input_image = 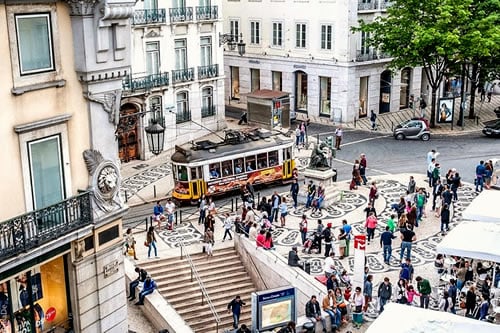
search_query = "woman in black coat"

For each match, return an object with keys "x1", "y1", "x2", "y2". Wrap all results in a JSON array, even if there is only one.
[{"x1": 465, "y1": 285, "x2": 477, "y2": 317}]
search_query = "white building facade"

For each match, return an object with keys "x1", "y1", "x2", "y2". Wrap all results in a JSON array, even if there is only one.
[
  {"x1": 121, "y1": 0, "x2": 226, "y2": 162},
  {"x1": 222, "y1": 0, "x2": 430, "y2": 123}
]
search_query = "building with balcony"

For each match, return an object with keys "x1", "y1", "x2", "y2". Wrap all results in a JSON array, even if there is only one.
[
  {"x1": 121, "y1": 0, "x2": 225, "y2": 163},
  {"x1": 0, "y1": 0, "x2": 134, "y2": 332},
  {"x1": 222, "y1": 0, "x2": 428, "y2": 123}
]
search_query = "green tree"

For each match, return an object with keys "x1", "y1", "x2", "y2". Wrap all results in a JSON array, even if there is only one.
[{"x1": 354, "y1": 0, "x2": 473, "y2": 128}]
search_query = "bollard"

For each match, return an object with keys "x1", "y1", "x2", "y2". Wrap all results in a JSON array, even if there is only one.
[
  {"x1": 236, "y1": 198, "x2": 239, "y2": 209},
  {"x1": 124, "y1": 190, "x2": 128, "y2": 203},
  {"x1": 317, "y1": 133, "x2": 320, "y2": 145},
  {"x1": 257, "y1": 192, "x2": 260, "y2": 205},
  {"x1": 354, "y1": 118, "x2": 357, "y2": 128},
  {"x1": 231, "y1": 198, "x2": 234, "y2": 212},
  {"x1": 175, "y1": 211, "x2": 178, "y2": 225},
  {"x1": 179, "y1": 211, "x2": 182, "y2": 225},
  {"x1": 476, "y1": 116, "x2": 480, "y2": 125},
  {"x1": 153, "y1": 185, "x2": 157, "y2": 198}
]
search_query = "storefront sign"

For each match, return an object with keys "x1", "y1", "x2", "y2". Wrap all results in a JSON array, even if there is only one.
[
  {"x1": 45, "y1": 307, "x2": 56, "y2": 322},
  {"x1": 293, "y1": 64, "x2": 306, "y2": 69},
  {"x1": 103, "y1": 260, "x2": 120, "y2": 278}
]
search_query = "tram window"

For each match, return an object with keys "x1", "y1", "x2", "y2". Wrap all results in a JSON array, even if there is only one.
[
  {"x1": 221, "y1": 160, "x2": 233, "y2": 176},
  {"x1": 190, "y1": 167, "x2": 197, "y2": 180},
  {"x1": 245, "y1": 156, "x2": 256, "y2": 172},
  {"x1": 257, "y1": 153, "x2": 268, "y2": 169},
  {"x1": 269, "y1": 151, "x2": 278, "y2": 166},
  {"x1": 234, "y1": 159, "x2": 243, "y2": 174},
  {"x1": 209, "y1": 163, "x2": 221, "y2": 178},
  {"x1": 286, "y1": 147, "x2": 292, "y2": 160},
  {"x1": 178, "y1": 166, "x2": 188, "y2": 181}
]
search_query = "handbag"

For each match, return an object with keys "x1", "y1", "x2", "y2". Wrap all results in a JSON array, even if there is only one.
[
  {"x1": 144, "y1": 241, "x2": 150, "y2": 247},
  {"x1": 127, "y1": 248, "x2": 135, "y2": 256}
]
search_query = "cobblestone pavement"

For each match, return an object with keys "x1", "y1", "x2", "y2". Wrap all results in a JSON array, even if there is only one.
[{"x1": 124, "y1": 173, "x2": 480, "y2": 331}]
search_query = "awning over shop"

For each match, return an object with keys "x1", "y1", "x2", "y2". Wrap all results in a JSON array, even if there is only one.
[{"x1": 462, "y1": 190, "x2": 500, "y2": 223}]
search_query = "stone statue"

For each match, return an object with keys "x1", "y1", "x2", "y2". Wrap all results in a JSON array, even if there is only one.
[{"x1": 309, "y1": 142, "x2": 330, "y2": 169}]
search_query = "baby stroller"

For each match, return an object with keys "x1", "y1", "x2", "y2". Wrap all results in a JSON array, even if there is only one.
[{"x1": 303, "y1": 232, "x2": 321, "y2": 254}]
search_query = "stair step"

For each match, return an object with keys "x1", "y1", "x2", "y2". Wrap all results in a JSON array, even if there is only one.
[
  {"x1": 166, "y1": 283, "x2": 256, "y2": 305},
  {"x1": 157, "y1": 271, "x2": 248, "y2": 292},
  {"x1": 143, "y1": 254, "x2": 240, "y2": 275},
  {"x1": 182, "y1": 304, "x2": 252, "y2": 322},
  {"x1": 174, "y1": 295, "x2": 253, "y2": 316},
  {"x1": 153, "y1": 259, "x2": 243, "y2": 281},
  {"x1": 162, "y1": 278, "x2": 253, "y2": 298},
  {"x1": 190, "y1": 311, "x2": 252, "y2": 332},
  {"x1": 138, "y1": 247, "x2": 237, "y2": 268}
]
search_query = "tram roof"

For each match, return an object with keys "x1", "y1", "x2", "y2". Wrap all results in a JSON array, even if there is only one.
[{"x1": 171, "y1": 133, "x2": 293, "y2": 164}]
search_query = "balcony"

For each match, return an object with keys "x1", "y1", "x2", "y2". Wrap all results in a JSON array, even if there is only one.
[
  {"x1": 195, "y1": 5, "x2": 218, "y2": 21},
  {"x1": 356, "y1": 50, "x2": 377, "y2": 62},
  {"x1": 0, "y1": 192, "x2": 93, "y2": 261},
  {"x1": 201, "y1": 106, "x2": 216, "y2": 118},
  {"x1": 171, "y1": 68, "x2": 195, "y2": 84},
  {"x1": 198, "y1": 64, "x2": 219, "y2": 80},
  {"x1": 176, "y1": 111, "x2": 192, "y2": 124},
  {"x1": 122, "y1": 72, "x2": 169, "y2": 92},
  {"x1": 380, "y1": 1, "x2": 393, "y2": 9},
  {"x1": 132, "y1": 9, "x2": 166, "y2": 25},
  {"x1": 169, "y1": 7, "x2": 193, "y2": 23},
  {"x1": 358, "y1": 1, "x2": 377, "y2": 10}
]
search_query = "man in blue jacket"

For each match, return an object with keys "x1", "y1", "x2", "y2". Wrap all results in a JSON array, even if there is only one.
[
  {"x1": 475, "y1": 160, "x2": 486, "y2": 192},
  {"x1": 135, "y1": 275, "x2": 157, "y2": 305}
]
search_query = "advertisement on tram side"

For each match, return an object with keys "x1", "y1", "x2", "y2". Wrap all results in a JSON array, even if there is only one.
[{"x1": 207, "y1": 166, "x2": 283, "y2": 195}]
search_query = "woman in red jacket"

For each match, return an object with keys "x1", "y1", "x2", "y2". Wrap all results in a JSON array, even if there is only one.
[{"x1": 365, "y1": 212, "x2": 378, "y2": 243}]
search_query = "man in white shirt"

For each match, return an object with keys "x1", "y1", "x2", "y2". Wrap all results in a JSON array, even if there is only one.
[
  {"x1": 323, "y1": 251, "x2": 336, "y2": 278},
  {"x1": 427, "y1": 158, "x2": 436, "y2": 188},
  {"x1": 248, "y1": 223, "x2": 258, "y2": 241},
  {"x1": 165, "y1": 199, "x2": 176, "y2": 230},
  {"x1": 335, "y1": 126, "x2": 343, "y2": 150}
]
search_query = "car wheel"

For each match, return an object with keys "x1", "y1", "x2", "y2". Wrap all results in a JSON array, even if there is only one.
[
  {"x1": 421, "y1": 133, "x2": 430, "y2": 141},
  {"x1": 395, "y1": 133, "x2": 405, "y2": 140}
]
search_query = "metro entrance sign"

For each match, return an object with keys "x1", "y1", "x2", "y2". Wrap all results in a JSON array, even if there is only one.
[{"x1": 353, "y1": 235, "x2": 366, "y2": 291}]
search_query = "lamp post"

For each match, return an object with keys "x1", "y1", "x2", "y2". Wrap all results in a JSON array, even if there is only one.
[{"x1": 219, "y1": 32, "x2": 246, "y2": 56}]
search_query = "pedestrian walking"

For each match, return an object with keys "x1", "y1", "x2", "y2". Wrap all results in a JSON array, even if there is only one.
[
  {"x1": 368, "y1": 181, "x2": 378, "y2": 206},
  {"x1": 365, "y1": 212, "x2": 378, "y2": 243},
  {"x1": 363, "y1": 274, "x2": 373, "y2": 312},
  {"x1": 270, "y1": 191, "x2": 281, "y2": 222},
  {"x1": 407, "y1": 176, "x2": 416, "y2": 194},
  {"x1": 238, "y1": 111, "x2": 248, "y2": 125},
  {"x1": 299, "y1": 214, "x2": 308, "y2": 244},
  {"x1": 380, "y1": 226, "x2": 396, "y2": 264},
  {"x1": 322, "y1": 223, "x2": 333, "y2": 257},
  {"x1": 124, "y1": 228, "x2": 139, "y2": 260},
  {"x1": 378, "y1": 277, "x2": 392, "y2": 313},
  {"x1": 153, "y1": 201, "x2": 166, "y2": 229},
  {"x1": 222, "y1": 213, "x2": 233, "y2": 241},
  {"x1": 475, "y1": 160, "x2": 486, "y2": 192},
  {"x1": 198, "y1": 195, "x2": 207, "y2": 225},
  {"x1": 279, "y1": 197, "x2": 288, "y2": 227},
  {"x1": 400, "y1": 224, "x2": 416, "y2": 261},
  {"x1": 228, "y1": 295, "x2": 246, "y2": 329},
  {"x1": 334, "y1": 125, "x2": 343, "y2": 150},
  {"x1": 440, "y1": 204, "x2": 450, "y2": 235},
  {"x1": 342, "y1": 220, "x2": 352, "y2": 257},
  {"x1": 290, "y1": 178, "x2": 299, "y2": 210},
  {"x1": 145, "y1": 226, "x2": 158, "y2": 259},
  {"x1": 305, "y1": 180, "x2": 316, "y2": 209},
  {"x1": 359, "y1": 153, "x2": 368, "y2": 185},
  {"x1": 295, "y1": 124, "x2": 301, "y2": 148},
  {"x1": 204, "y1": 227, "x2": 214, "y2": 256},
  {"x1": 370, "y1": 110, "x2": 377, "y2": 130},
  {"x1": 165, "y1": 198, "x2": 176, "y2": 230}
]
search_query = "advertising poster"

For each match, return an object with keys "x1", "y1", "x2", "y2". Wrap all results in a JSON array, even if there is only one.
[
  {"x1": 437, "y1": 98, "x2": 454, "y2": 123},
  {"x1": 0, "y1": 282, "x2": 11, "y2": 333},
  {"x1": 207, "y1": 166, "x2": 283, "y2": 195}
]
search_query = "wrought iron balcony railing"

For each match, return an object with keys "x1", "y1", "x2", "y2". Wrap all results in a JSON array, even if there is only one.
[
  {"x1": 358, "y1": 1, "x2": 377, "y2": 10},
  {"x1": 132, "y1": 9, "x2": 167, "y2": 25},
  {"x1": 201, "y1": 106, "x2": 216, "y2": 118},
  {"x1": 380, "y1": 1, "x2": 393, "y2": 9},
  {"x1": 171, "y1": 68, "x2": 195, "y2": 84},
  {"x1": 122, "y1": 72, "x2": 169, "y2": 92},
  {"x1": 195, "y1": 5, "x2": 218, "y2": 21},
  {"x1": 169, "y1": 7, "x2": 193, "y2": 23},
  {"x1": 176, "y1": 111, "x2": 192, "y2": 124},
  {"x1": 0, "y1": 191, "x2": 93, "y2": 261},
  {"x1": 198, "y1": 64, "x2": 219, "y2": 80},
  {"x1": 356, "y1": 50, "x2": 377, "y2": 62}
]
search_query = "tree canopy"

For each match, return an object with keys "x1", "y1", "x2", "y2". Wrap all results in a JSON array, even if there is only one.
[{"x1": 354, "y1": 0, "x2": 500, "y2": 127}]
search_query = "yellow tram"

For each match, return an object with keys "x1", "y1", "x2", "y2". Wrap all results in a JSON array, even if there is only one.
[{"x1": 171, "y1": 129, "x2": 295, "y2": 203}]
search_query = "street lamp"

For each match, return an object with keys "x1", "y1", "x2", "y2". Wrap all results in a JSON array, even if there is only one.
[
  {"x1": 145, "y1": 119, "x2": 165, "y2": 155},
  {"x1": 219, "y1": 32, "x2": 246, "y2": 56}
]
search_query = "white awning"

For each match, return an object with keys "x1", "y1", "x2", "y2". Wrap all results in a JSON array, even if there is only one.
[
  {"x1": 366, "y1": 303, "x2": 498, "y2": 333},
  {"x1": 462, "y1": 190, "x2": 500, "y2": 223},
  {"x1": 436, "y1": 221, "x2": 500, "y2": 262}
]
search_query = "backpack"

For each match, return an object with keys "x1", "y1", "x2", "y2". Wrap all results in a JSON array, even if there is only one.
[{"x1": 400, "y1": 264, "x2": 411, "y2": 280}]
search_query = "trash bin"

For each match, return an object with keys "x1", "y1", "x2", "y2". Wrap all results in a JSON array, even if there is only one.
[
  {"x1": 332, "y1": 168, "x2": 337, "y2": 182},
  {"x1": 302, "y1": 321, "x2": 315, "y2": 333},
  {"x1": 303, "y1": 260, "x2": 311, "y2": 274}
]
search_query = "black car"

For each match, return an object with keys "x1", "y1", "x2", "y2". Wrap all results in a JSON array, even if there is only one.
[{"x1": 482, "y1": 119, "x2": 500, "y2": 138}]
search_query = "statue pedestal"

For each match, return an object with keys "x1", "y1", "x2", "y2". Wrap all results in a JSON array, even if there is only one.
[
  {"x1": 303, "y1": 167, "x2": 336, "y2": 188},
  {"x1": 303, "y1": 167, "x2": 340, "y2": 207}
]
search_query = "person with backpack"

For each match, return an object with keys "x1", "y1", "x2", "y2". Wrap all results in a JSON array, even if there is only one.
[{"x1": 399, "y1": 258, "x2": 414, "y2": 283}]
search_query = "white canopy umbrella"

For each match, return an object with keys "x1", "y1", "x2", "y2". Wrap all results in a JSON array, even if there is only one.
[
  {"x1": 366, "y1": 303, "x2": 498, "y2": 333},
  {"x1": 436, "y1": 221, "x2": 500, "y2": 262},
  {"x1": 462, "y1": 190, "x2": 500, "y2": 223}
]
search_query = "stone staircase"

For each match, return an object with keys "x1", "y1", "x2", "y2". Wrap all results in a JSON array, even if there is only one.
[{"x1": 139, "y1": 247, "x2": 256, "y2": 333}]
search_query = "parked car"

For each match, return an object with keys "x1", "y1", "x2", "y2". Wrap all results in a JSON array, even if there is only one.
[
  {"x1": 482, "y1": 119, "x2": 500, "y2": 138},
  {"x1": 393, "y1": 119, "x2": 430, "y2": 141},
  {"x1": 493, "y1": 106, "x2": 500, "y2": 119}
]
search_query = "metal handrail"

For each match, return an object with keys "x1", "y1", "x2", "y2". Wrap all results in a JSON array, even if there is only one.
[{"x1": 178, "y1": 237, "x2": 221, "y2": 332}]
